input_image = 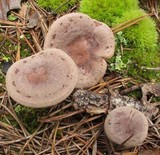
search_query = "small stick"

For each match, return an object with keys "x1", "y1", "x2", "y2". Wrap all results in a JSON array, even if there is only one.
[
  {"x1": 112, "y1": 13, "x2": 154, "y2": 33},
  {"x1": 120, "y1": 85, "x2": 141, "y2": 95},
  {"x1": 16, "y1": 26, "x2": 37, "y2": 53},
  {"x1": 0, "y1": 19, "x2": 25, "y2": 26},
  {"x1": 16, "y1": 30, "x2": 21, "y2": 61},
  {"x1": 141, "y1": 66, "x2": 160, "y2": 71},
  {"x1": 39, "y1": 109, "x2": 84, "y2": 122}
]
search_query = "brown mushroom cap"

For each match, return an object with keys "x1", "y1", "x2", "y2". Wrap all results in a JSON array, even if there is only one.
[
  {"x1": 6, "y1": 48, "x2": 78, "y2": 108},
  {"x1": 44, "y1": 13, "x2": 115, "y2": 88},
  {"x1": 104, "y1": 107, "x2": 148, "y2": 148}
]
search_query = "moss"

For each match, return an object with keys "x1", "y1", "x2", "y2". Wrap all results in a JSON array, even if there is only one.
[
  {"x1": 79, "y1": 0, "x2": 139, "y2": 26},
  {"x1": 20, "y1": 44, "x2": 31, "y2": 58},
  {"x1": 37, "y1": 0, "x2": 80, "y2": 14},
  {"x1": 114, "y1": 10, "x2": 159, "y2": 80},
  {"x1": 15, "y1": 105, "x2": 49, "y2": 133},
  {"x1": 0, "y1": 105, "x2": 49, "y2": 133},
  {"x1": 80, "y1": 1, "x2": 159, "y2": 81},
  {"x1": 114, "y1": 9, "x2": 158, "y2": 52}
]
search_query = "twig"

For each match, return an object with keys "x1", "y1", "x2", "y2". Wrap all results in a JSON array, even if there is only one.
[
  {"x1": 112, "y1": 12, "x2": 154, "y2": 33},
  {"x1": 141, "y1": 66, "x2": 160, "y2": 71},
  {"x1": 16, "y1": 26, "x2": 37, "y2": 53},
  {"x1": 120, "y1": 84, "x2": 141, "y2": 95},
  {"x1": 0, "y1": 20, "x2": 25, "y2": 26},
  {"x1": 39, "y1": 109, "x2": 84, "y2": 122}
]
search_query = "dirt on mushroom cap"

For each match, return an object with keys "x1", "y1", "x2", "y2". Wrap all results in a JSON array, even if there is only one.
[
  {"x1": 44, "y1": 13, "x2": 115, "y2": 88},
  {"x1": 104, "y1": 107, "x2": 148, "y2": 148},
  {"x1": 6, "y1": 48, "x2": 78, "y2": 108}
]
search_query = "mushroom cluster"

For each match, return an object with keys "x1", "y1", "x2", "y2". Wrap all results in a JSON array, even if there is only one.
[
  {"x1": 44, "y1": 13, "x2": 115, "y2": 88},
  {"x1": 6, "y1": 13, "x2": 115, "y2": 108}
]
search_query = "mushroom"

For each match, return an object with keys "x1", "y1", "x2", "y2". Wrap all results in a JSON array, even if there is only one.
[
  {"x1": 104, "y1": 107, "x2": 148, "y2": 148},
  {"x1": 44, "y1": 13, "x2": 115, "y2": 88},
  {"x1": 6, "y1": 48, "x2": 78, "y2": 108}
]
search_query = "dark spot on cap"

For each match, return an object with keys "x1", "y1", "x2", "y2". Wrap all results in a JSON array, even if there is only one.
[
  {"x1": 50, "y1": 43, "x2": 53, "y2": 47},
  {"x1": 15, "y1": 69, "x2": 19, "y2": 74},
  {"x1": 23, "y1": 60, "x2": 27, "y2": 63},
  {"x1": 105, "y1": 46, "x2": 109, "y2": 49},
  {"x1": 60, "y1": 23, "x2": 63, "y2": 25},
  {"x1": 26, "y1": 95, "x2": 31, "y2": 98},
  {"x1": 64, "y1": 30, "x2": 68, "y2": 33},
  {"x1": 61, "y1": 58, "x2": 65, "y2": 61},
  {"x1": 16, "y1": 90, "x2": 21, "y2": 93},
  {"x1": 69, "y1": 19, "x2": 73, "y2": 22},
  {"x1": 79, "y1": 16, "x2": 82, "y2": 18},
  {"x1": 52, "y1": 34, "x2": 56, "y2": 39},
  {"x1": 12, "y1": 81, "x2": 16, "y2": 87}
]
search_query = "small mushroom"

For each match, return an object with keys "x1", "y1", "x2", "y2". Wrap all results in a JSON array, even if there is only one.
[
  {"x1": 104, "y1": 107, "x2": 148, "y2": 148},
  {"x1": 6, "y1": 48, "x2": 78, "y2": 108},
  {"x1": 44, "y1": 13, "x2": 115, "y2": 88}
]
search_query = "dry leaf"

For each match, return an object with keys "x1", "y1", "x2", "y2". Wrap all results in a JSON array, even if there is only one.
[{"x1": 0, "y1": 0, "x2": 21, "y2": 20}]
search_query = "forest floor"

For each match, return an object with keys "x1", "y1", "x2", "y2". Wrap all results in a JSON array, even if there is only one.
[{"x1": 0, "y1": 0, "x2": 159, "y2": 154}]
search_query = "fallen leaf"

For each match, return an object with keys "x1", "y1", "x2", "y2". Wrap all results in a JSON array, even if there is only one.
[{"x1": 0, "y1": 0, "x2": 21, "y2": 20}]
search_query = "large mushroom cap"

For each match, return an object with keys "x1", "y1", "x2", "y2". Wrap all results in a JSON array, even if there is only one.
[
  {"x1": 6, "y1": 48, "x2": 78, "y2": 108},
  {"x1": 44, "y1": 13, "x2": 115, "y2": 88},
  {"x1": 104, "y1": 107, "x2": 148, "y2": 148}
]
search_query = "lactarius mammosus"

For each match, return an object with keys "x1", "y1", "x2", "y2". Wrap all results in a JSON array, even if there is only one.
[
  {"x1": 6, "y1": 48, "x2": 78, "y2": 108},
  {"x1": 104, "y1": 107, "x2": 148, "y2": 148},
  {"x1": 44, "y1": 13, "x2": 115, "y2": 88}
]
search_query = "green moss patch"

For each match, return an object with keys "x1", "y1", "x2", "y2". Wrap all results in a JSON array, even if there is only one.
[
  {"x1": 80, "y1": 0, "x2": 159, "y2": 81},
  {"x1": 80, "y1": 0, "x2": 139, "y2": 26},
  {"x1": 114, "y1": 9, "x2": 158, "y2": 52},
  {"x1": 37, "y1": 0, "x2": 80, "y2": 14}
]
